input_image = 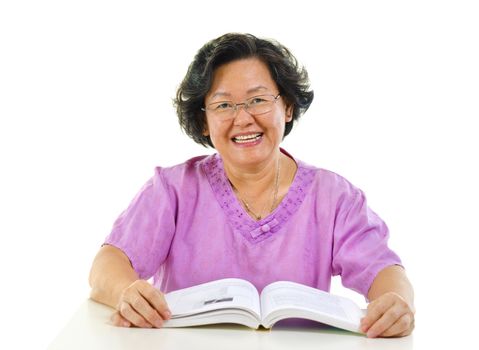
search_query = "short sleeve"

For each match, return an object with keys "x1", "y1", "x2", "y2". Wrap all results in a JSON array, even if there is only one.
[
  {"x1": 104, "y1": 167, "x2": 176, "y2": 280},
  {"x1": 331, "y1": 184, "x2": 402, "y2": 299}
]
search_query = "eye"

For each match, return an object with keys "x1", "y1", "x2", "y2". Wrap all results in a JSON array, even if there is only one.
[
  {"x1": 249, "y1": 96, "x2": 268, "y2": 105},
  {"x1": 212, "y1": 102, "x2": 234, "y2": 111}
]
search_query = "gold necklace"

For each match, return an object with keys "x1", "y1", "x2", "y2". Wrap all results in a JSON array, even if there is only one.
[{"x1": 234, "y1": 157, "x2": 281, "y2": 221}]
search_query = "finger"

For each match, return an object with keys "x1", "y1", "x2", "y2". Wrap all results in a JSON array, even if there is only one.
[
  {"x1": 111, "y1": 311, "x2": 132, "y2": 328},
  {"x1": 360, "y1": 298, "x2": 394, "y2": 333},
  {"x1": 365, "y1": 306, "x2": 408, "y2": 338},
  {"x1": 118, "y1": 301, "x2": 153, "y2": 328},
  {"x1": 139, "y1": 286, "x2": 172, "y2": 320},
  {"x1": 126, "y1": 293, "x2": 164, "y2": 328},
  {"x1": 379, "y1": 313, "x2": 414, "y2": 338}
]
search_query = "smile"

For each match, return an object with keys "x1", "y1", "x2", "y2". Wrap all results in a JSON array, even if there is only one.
[{"x1": 232, "y1": 133, "x2": 263, "y2": 143}]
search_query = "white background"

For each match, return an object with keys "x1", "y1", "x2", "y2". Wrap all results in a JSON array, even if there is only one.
[{"x1": 1, "y1": 1, "x2": 478, "y2": 349}]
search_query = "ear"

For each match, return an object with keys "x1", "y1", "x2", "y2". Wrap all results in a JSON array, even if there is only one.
[
  {"x1": 285, "y1": 104, "x2": 294, "y2": 122},
  {"x1": 202, "y1": 122, "x2": 210, "y2": 136}
]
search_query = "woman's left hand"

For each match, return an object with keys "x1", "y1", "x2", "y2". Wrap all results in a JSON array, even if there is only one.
[{"x1": 360, "y1": 291, "x2": 415, "y2": 338}]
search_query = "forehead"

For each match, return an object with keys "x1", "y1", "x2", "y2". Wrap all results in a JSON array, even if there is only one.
[{"x1": 206, "y1": 57, "x2": 278, "y2": 101}]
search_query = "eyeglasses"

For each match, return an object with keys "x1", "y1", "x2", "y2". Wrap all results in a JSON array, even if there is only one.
[{"x1": 202, "y1": 94, "x2": 281, "y2": 120}]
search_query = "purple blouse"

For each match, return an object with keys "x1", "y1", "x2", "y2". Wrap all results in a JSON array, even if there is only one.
[{"x1": 105, "y1": 150, "x2": 401, "y2": 298}]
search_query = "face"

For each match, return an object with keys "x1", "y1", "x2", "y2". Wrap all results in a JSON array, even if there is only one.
[{"x1": 203, "y1": 58, "x2": 293, "y2": 169}]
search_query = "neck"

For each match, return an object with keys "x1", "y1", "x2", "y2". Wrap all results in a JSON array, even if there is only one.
[
  {"x1": 224, "y1": 152, "x2": 281, "y2": 197},
  {"x1": 224, "y1": 150, "x2": 297, "y2": 221}
]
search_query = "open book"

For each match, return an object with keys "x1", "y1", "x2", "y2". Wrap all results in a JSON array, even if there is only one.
[{"x1": 163, "y1": 278, "x2": 365, "y2": 333}]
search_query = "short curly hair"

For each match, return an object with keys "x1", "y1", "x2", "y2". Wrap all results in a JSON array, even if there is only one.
[{"x1": 174, "y1": 33, "x2": 314, "y2": 148}]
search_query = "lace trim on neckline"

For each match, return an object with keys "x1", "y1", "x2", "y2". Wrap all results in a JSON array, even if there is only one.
[{"x1": 202, "y1": 152, "x2": 317, "y2": 243}]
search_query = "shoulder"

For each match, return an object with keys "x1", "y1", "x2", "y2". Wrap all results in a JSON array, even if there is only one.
[
  {"x1": 151, "y1": 154, "x2": 214, "y2": 188},
  {"x1": 297, "y1": 158, "x2": 359, "y2": 192},
  {"x1": 294, "y1": 158, "x2": 364, "y2": 207}
]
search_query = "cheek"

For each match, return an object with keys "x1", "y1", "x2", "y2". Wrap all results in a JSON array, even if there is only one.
[
  {"x1": 206, "y1": 121, "x2": 229, "y2": 141},
  {"x1": 203, "y1": 116, "x2": 217, "y2": 137},
  {"x1": 270, "y1": 114, "x2": 287, "y2": 133}
]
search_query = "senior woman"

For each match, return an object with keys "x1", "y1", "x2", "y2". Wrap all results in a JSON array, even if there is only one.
[{"x1": 89, "y1": 33, "x2": 415, "y2": 338}]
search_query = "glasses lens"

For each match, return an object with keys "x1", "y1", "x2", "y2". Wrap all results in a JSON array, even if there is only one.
[
  {"x1": 247, "y1": 95, "x2": 275, "y2": 115},
  {"x1": 205, "y1": 95, "x2": 277, "y2": 118},
  {"x1": 207, "y1": 102, "x2": 234, "y2": 118}
]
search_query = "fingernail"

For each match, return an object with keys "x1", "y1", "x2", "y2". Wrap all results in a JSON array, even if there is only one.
[
  {"x1": 165, "y1": 310, "x2": 172, "y2": 319},
  {"x1": 367, "y1": 331, "x2": 376, "y2": 338},
  {"x1": 155, "y1": 320, "x2": 163, "y2": 328}
]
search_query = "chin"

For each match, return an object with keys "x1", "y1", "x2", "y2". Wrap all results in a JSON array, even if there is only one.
[{"x1": 229, "y1": 149, "x2": 272, "y2": 168}]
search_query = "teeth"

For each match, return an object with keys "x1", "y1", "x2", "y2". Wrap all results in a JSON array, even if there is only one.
[{"x1": 233, "y1": 133, "x2": 262, "y2": 143}]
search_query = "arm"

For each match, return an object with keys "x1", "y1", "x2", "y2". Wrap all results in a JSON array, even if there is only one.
[
  {"x1": 89, "y1": 245, "x2": 171, "y2": 328},
  {"x1": 89, "y1": 245, "x2": 139, "y2": 308},
  {"x1": 360, "y1": 265, "x2": 415, "y2": 338}
]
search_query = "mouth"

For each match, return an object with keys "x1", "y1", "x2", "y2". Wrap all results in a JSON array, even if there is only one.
[{"x1": 231, "y1": 132, "x2": 263, "y2": 144}]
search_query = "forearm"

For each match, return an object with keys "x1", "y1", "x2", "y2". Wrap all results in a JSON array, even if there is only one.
[
  {"x1": 368, "y1": 265, "x2": 415, "y2": 310},
  {"x1": 89, "y1": 245, "x2": 139, "y2": 309}
]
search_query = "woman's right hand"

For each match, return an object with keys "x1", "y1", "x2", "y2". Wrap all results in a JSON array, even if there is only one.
[{"x1": 111, "y1": 279, "x2": 172, "y2": 328}]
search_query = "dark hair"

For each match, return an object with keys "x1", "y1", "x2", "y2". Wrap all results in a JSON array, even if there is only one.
[{"x1": 174, "y1": 33, "x2": 314, "y2": 147}]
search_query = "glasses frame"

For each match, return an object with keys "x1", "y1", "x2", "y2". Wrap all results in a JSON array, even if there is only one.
[{"x1": 201, "y1": 94, "x2": 281, "y2": 118}]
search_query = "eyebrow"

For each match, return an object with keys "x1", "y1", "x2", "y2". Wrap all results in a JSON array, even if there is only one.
[{"x1": 210, "y1": 86, "x2": 269, "y2": 100}]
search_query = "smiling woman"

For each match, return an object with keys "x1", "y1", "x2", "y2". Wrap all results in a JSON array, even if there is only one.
[
  {"x1": 88, "y1": 33, "x2": 415, "y2": 338},
  {"x1": 203, "y1": 58, "x2": 292, "y2": 174},
  {"x1": 175, "y1": 33, "x2": 313, "y2": 148}
]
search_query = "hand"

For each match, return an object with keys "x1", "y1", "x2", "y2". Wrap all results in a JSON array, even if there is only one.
[
  {"x1": 111, "y1": 279, "x2": 171, "y2": 328},
  {"x1": 360, "y1": 292, "x2": 415, "y2": 338}
]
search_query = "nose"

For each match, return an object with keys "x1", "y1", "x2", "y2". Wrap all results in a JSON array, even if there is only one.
[{"x1": 233, "y1": 104, "x2": 255, "y2": 126}]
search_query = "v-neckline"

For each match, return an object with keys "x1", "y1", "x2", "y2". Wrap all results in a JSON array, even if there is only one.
[{"x1": 202, "y1": 149, "x2": 317, "y2": 243}]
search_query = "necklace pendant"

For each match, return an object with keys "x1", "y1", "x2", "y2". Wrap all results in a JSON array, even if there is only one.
[{"x1": 235, "y1": 155, "x2": 281, "y2": 222}]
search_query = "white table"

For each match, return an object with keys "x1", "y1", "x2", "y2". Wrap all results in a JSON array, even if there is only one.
[{"x1": 47, "y1": 299, "x2": 414, "y2": 350}]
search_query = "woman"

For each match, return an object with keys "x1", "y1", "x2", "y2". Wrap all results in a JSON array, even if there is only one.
[{"x1": 89, "y1": 33, "x2": 415, "y2": 338}]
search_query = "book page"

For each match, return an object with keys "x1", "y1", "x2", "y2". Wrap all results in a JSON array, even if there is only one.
[
  {"x1": 260, "y1": 281, "x2": 364, "y2": 327},
  {"x1": 164, "y1": 278, "x2": 261, "y2": 319}
]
